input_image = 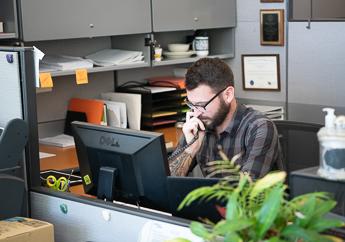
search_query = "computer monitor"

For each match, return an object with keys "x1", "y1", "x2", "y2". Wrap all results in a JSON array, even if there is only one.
[
  {"x1": 167, "y1": 176, "x2": 225, "y2": 222},
  {"x1": 71, "y1": 121, "x2": 171, "y2": 211}
]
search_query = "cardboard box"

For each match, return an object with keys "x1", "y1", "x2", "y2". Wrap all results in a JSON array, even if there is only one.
[{"x1": 0, "y1": 217, "x2": 54, "y2": 242}]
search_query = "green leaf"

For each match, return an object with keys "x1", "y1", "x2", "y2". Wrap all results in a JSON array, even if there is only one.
[
  {"x1": 164, "y1": 238, "x2": 192, "y2": 242},
  {"x1": 308, "y1": 218, "x2": 345, "y2": 232},
  {"x1": 213, "y1": 218, "x2": 253, "y2": 235},
  {"x1": 290, "y1": 192, "x2": 330, "y2": 208},
  {"x1": 224, "y1": 232, "x2": 243, "y2": 242},
  {"x1": 255, "y1": 185, "x2": 284, "y2": 239},
  {"x1": 225, "y1": 173, "x2": 249, "y2": 220},
  {"x1": 296, "y1": 194, "x2": 317, "y2": 227},
  {"x1": 251, "y1": 171, "x2": 286, "y2": 199},
  {"x1": 264, "y1": 236, "x2": 286, "y2": 242},
  {"x1": 190, "y1": 221, "x2": 211, "y2": 240},
  {"x1": 282, "y1": 225, "x2": 333, "y2": 242},
  {"x1": 309, "y1": 200, "x2": 337, "y2": 220}
]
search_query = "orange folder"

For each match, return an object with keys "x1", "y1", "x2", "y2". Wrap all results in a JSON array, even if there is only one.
[{"x1": 68, "y1": 98, "x2": 104, "y2": 125}]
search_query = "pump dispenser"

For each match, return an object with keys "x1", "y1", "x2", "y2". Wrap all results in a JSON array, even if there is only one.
[
  {"x1": 322, "y1": 108, "x2": 336, "y2": 128},
  {"x1": 317, "y1": 108, "x2": 345, "y2": 180}
]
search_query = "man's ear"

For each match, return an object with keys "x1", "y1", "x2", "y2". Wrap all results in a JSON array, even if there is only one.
[{"x1": 224, "y1": 86, "x2": 235, "y2": 104}]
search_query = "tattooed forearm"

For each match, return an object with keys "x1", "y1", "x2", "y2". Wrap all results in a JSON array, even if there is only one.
[{"x1": 169, "y1": 151, "x2": 193, "y2": 176}]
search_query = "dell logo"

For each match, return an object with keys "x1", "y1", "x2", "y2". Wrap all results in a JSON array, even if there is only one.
[{"x1": 99, "y1": 136, "x2": 120, "y2": 147}]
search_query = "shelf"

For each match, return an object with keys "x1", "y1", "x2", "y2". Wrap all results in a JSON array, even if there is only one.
[
  {"x1": 152, "y1": 53, "x2": 234, "y2": 66},
  {"x1": 44, "y1": 62, "x2": 150, "y2": 77},
  {"x1": 0, "y1": 32, "x2": 16, "y2": 39}
]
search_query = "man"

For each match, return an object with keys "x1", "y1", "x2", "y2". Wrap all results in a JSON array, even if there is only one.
[{"x1": 169, "y1": 58, "x2": 283, "y2": 179}]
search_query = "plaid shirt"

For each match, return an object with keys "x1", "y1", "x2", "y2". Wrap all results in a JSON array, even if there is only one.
[{"x1": 178, "y1": 103, "x2": 284, "y2": 179}]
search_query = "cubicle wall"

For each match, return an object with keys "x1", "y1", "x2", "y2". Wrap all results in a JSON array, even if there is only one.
[
  {"x1": 0, "y1": 47, "x2": 40, "y2": 216},
  {"x1": 30, "y1": 191, "x2": 199, "y2": 242},
  {"x1": 0, "y1": 49, "x2": 23, "y2": 126},
  {"x1": 287, "y1": 22, "x2": 345, "y2": 123}
]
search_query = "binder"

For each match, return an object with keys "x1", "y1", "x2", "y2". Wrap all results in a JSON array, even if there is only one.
[
  {"x1": 68, "y1": 98, "x2": 105, "y2": 125},
  {"x1": 64, "y1": 110, "x2": 87, "y2": 135}
]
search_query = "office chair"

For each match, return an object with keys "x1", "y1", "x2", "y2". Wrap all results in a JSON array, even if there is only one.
[
  {"x1": 0, "y1": 119, "x2": 28, "y2": 219},
  {"x1": 273, "y1": 120, "x2": 323, "y2": 175}
]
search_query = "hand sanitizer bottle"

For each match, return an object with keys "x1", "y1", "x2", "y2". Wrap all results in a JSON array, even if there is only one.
[{"x1": 317, "y1": 108, "x2": 345, "y2": 180}]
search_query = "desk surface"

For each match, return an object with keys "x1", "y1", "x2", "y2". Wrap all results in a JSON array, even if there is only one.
[{"x1": 39, "y1": 126, "x2": 179, "y2": 196}]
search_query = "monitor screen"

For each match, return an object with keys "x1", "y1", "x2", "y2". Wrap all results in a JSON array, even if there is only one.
[
  {"x1": 72, "y1": 121, "x2": 171, "y2": 211},
  {"x1": 167, "y1": 176, "x2": 225, "y2": 222}
]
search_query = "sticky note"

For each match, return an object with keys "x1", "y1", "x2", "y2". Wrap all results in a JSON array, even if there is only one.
[
  {"x1": 39, "y1": 72, "x2": 53, "y2": 88},
  {"x1": 75, "y1": 69, "x2": 89, "y2": 85}
]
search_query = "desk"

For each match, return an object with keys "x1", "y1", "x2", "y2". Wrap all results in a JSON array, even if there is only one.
[
  {"x1": 40, "y1": 144, "x2": 78, "y2": 171},
  {"x1": 40, "y1": 144, "x2": 87, "y2": 196},
  {"x1": 39, "y1": 126, "x2": 179, "y2": 196}
]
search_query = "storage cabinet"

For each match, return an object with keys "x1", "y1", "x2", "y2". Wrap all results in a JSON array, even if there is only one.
[
  {"x1": 290, "y1": 0, "x2": 345, "y2": 20},
  {"x1": 0, "y1": 0, "x2": 19, "y2": 39},
  {"x1": 152, "y1": 28, "x2": 235, "y2": 66},
  {"x1": 151, "y1": 0, "x2": 236, "y2": 32},
  {"x1": 0, "y1": 0, "x2": 236, "y2": 76},
  {"x1": 18, "y1": 0, "x2": 152, "y2": 41}
]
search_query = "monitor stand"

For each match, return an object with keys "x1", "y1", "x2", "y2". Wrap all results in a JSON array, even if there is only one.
[{"x1": 97, "y1": 166, "x2": 117, "y2": 201}]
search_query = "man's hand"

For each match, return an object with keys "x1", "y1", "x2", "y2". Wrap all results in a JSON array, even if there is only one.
[{"x1": 183, "y1": 111, "x2": 206, "y2": 157}]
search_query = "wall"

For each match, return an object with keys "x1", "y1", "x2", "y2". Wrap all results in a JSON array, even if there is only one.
[
  {"x1": 288, "y1": 22, "x2": 345, "y2": 123},
  {"x1": 228, "y1": 0, "x2": 287, "y2": 103},
  {"x1": 35, "y1": 37, "x2": 115, "y2": 137},
  {"x1": 288, "y1": 22, "x2": 345, "y2": 106}
]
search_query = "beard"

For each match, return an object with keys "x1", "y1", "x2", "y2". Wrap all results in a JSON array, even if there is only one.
[{"x1": 200, "y1": 98, "x2": 230, "y2": 130}]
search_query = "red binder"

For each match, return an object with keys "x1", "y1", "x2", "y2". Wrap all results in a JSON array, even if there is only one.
[{"x1": 68, "y1": 98, "x2": 104, "y2": 125}]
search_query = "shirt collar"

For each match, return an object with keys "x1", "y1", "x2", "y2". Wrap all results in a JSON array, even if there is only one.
[{"x1": 222, "y1": 103, "x2": 247, "y2": 135}]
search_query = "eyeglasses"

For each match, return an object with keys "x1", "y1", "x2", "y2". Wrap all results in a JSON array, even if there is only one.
[{"x1": 185, "y1": 87, "x2": 227, "y2": 112}]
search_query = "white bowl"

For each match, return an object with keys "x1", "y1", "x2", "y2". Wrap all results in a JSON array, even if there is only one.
[
  {"x1": 168, "y1": 43, "x2": 190, "y2": 52},
  {"x1": 163, "y1": 50, "x2": 195, "y2": 59}
]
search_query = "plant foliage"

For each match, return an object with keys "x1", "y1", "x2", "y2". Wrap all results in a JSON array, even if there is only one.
[{"x1": 175, "y1": 157, "x2": 344, "y2": 242}]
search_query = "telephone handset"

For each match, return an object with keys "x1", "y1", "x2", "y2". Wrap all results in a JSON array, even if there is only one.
[{"x1": 167, "y1": 132, "x2": 199, "y2": 161}]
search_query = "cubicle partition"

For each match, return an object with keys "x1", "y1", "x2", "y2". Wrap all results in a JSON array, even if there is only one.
[
  {"x1": 0, "y1": 46, "x2": 198, "y2": 242},
  {"x1": 30, "y1": 189, "x2": 198, "y2": 242},
  {"x1": 0, "y1": 46, "x2": 40, "y2": 217}
]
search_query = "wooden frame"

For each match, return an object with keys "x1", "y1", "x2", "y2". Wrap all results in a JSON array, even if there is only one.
[
  {"x1": 241, "y1": 54, "x2": 281, "y2": 91},
  {"x1": 260, "y1": 9, "x2": 284, "y2": 46},
  {"x1": 261, "y1": 0, "x2": 283, "y2": 2}
]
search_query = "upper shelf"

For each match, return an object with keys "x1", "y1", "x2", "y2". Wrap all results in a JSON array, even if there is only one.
[
  {"x1": 46, "y1": 62, "x2": 150, "y2": 77},
  {"x1": 152, "y1": 53, "x2": 234, "y2": 66},
  {"x1": 0, "y1": 33, "x2": 16, "y2": 39}
]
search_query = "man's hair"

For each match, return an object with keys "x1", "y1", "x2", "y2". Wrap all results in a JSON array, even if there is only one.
[{"x1": 185, "y1": 58, "x2": 234, "y2": 92}]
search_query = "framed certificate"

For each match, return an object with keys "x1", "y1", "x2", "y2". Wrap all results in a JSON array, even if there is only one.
[
  {"x1": 241, "y1": 54, "x2": 281, "y2": 91},
  {"x1": 260, "y1": 9, "x2": 284, "y2": 46}
]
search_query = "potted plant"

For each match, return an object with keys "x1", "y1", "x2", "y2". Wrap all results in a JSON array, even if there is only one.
[{"x1": 167, "y1": 155, "x2": 344, "y2": 242}]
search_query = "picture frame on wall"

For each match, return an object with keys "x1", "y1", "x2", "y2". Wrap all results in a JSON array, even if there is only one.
[
  {"x1": 260, "y1": 9, "x2": 284, "y2": 46},
  {"x1": 260, "y1": 0, "x2": 284, "y2": 2},
  {"x1": 241, "y1": 54, "x2": 281, "y2": 91}
]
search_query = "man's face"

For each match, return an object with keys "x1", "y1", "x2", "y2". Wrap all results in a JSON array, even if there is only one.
[{"x1": 186, "y1": 84, "x2": 231, "y2": 129}]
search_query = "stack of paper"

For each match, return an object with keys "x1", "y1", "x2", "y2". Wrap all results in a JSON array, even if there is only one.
[
  {"x1": 85, "y1": 49, "x2": 144, "y2": 67},
  {"x1": 246, "y1": 104, "x2": 285, "y2": 120},
  {"x1": 39, "y1": 134, "x2": 75, "y2": 148},
  {"x1": 101, "y1": 92, "x2": 142, "y2": 130},
  {"x1": 127, "y1": 86, "x2": 177, "y2": 94},
  {"x1": 101, "y1": 100, "x2": 127, "y2": 128},
  {"x1": 40, "y1": 55, "x2": 94, "y2": 71}
]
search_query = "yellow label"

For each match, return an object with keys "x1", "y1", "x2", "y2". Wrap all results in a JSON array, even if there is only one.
[
  {"x1": 75, "y1": 69, "x2": 89, "y2": 85},
  {"x1": 83, "y1": 175, "x2": 91, "y2": 185},
  {"x1": 39, "y1": 72, "x2": 53, "y2": 88}
]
